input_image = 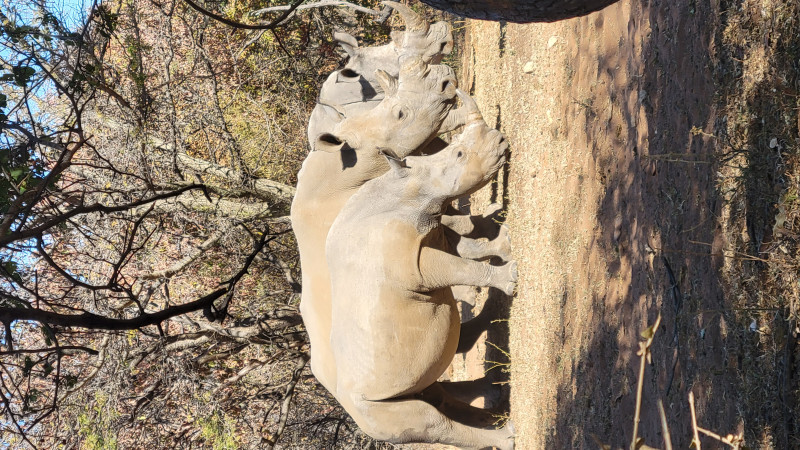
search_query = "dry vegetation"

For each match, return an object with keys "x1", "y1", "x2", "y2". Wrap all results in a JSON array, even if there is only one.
[
  {"x1": 457, "y1": 0, "x2": 799, "y2": 448},
  {"x1": 715, "y1": 0, "x2": 800, "y2": 445}
]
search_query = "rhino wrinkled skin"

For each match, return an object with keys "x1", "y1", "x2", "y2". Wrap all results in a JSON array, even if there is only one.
[
  {"x1": 306, "y1": 2, "x2": 453, "y2": 147},
  {"x1": 326, "y1": 91, "x2": 515, "y2": 449},
  {"x1": 291, "y1": 3, "x2": 515, "y2": 448},
  {"x1": 291, "y1": 2, "x2": 462, "y2": 395}
]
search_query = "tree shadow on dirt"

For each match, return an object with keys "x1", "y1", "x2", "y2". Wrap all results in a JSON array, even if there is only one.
[{"x1": 531, "y1": 0, "x2": 795, "y2": 447}]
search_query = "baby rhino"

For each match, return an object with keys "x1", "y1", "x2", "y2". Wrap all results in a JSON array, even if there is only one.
[{"x1": 326, "y1": 90, "x2": 516, "y2": 449}]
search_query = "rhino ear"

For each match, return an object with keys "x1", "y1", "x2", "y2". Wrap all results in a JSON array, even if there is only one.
[
  {"x1": 315, "y1": 133, "x2": 346, "y2": 153},
  {"x1": 333, "y1": 31, "x2": 359, "y2": 58},
  {"x1": 381, "y1": 150, "x2": 409, "y2": 175},
  {"x1": 375, "y1": 69, "x2": 398, "y2": 96}
]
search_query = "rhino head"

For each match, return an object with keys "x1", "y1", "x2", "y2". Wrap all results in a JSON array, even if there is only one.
[
  {"x1": 386, "y1": 90, "x2": 508, "y2": 199},
  {"x1": 334, "y1": 1, "x2": 453, "y2": 84},
  {"x1": 309, "y1": 2, "x2": 453, "y2": 148},
  {"x1": 315, "y1": 54, "x2": 457, "y2": 162}
]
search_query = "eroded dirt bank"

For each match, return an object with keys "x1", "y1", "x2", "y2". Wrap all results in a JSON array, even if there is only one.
[{"x1": 459, "y1": 0, "x2": 747, "y2": 447}]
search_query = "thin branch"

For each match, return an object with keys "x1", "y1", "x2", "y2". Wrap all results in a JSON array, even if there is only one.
[
  {"x1": 0, "y1": 184, "x2": 208, "y2": 248},
  {"x1": 142, "y1": 229, "x2": 226, "y2": 280},
  {"x1": 264, "y1": 354, "x2": 308, "y2": 449},
  {"x1": 0, "y1": 345, "x2": 98, "y2": 356},
  {"x1": 0, "y1": 230, "x2": 273, "y2": 329},
  {"x1": 251, "y1": 0, "x2": 385, "y2": 17},
  {"x1": 689, "y1": 391, "x2": 702, "y2": 450},
  {"x1": 631, "y1": 314, "x2": 661, "y2": 450},
  {"x1": 657, "y1": 400, "x2": 673, "y2": 450},
  {"x1": 183, "y1": 0, "x2": 304, "y2": 30}
]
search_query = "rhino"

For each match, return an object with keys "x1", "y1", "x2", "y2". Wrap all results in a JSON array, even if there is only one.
[
  {"x1": 326, "y1": 90, "x2": 515, "y2": 449},
  {"x1": 307, "y1": 1, "x2": 454, "y2": 147},
  {"x1": 293, "y1": 5, "x2": 488, "y2": 396}
]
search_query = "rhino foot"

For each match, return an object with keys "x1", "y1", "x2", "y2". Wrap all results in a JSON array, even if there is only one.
[
  {"x1": 500, "y1": 420, "x2": 516, "y2": 450},
  {"x1": 490, "y1": 224, "x2": 512, "y2": 262},
  {"x1": 496, "y1": 260, "x2": 517, "y2": 296},
  {"x1": 479, "y1": 419, "x2": 515, "y2": 450}
]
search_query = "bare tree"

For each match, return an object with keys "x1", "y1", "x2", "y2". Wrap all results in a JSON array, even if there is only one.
[{"x1": 0, "y1": 0, "x2": 387, "y2": 447}]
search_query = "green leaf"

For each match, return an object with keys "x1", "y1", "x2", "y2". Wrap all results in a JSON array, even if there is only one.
[
  {"x1": 12, "y1": 66, "x2": 36, "y2": 87},
  {"x1": 9, "y1": 167, "x2": 24, "y2": 180}
]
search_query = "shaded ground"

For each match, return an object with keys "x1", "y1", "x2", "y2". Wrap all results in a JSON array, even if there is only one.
[{"x1": 446, "y1": 0, "x2": 799, "y2": 448}]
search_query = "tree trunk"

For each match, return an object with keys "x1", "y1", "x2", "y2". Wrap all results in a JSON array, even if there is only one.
[{"x1": 418, "y1": 0, "x2": 620, "y2": 22}]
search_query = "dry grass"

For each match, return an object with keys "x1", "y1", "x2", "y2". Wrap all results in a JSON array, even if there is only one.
[{"x1": 715, "y1": 0, "x2": 800, "y2": 446}]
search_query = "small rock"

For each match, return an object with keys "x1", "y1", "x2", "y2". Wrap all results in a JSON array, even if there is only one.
[
  {"x1": 547, "y1": 36, "x2": 559, "y2": 49},
  {"x1": 613, "y1": 215, "x2": 623, "y2": 241},
  {"x1": 523, "y1": 61, "x2": 535, "y2": 74}
]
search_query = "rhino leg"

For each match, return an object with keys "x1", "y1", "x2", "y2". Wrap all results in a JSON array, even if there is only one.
[
  {"x1": 442, "y1": 203, "x2": 504, "y2": 238},
  {"x1": 419, "y1": 247, "x2": 518, "y2": 296},
  {"x1": 443, "y1": 225, "x2": 511, "y2": 262},
  {"x1": 342, "y1": 391, "x2": 514, "y2": 449},
  {"x1": 451, "y1": 284, "x2": 478, "y2": 307},
  {"x1": 437, "y1": 377, "x2": 503, "y2": 410}
]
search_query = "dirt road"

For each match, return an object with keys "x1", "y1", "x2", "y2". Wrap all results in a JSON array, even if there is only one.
[{"x1": 457, "y1": 0, "x2": 748, "y2": 447}]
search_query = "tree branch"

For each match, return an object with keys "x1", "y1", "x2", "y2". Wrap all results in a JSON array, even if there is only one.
[
  {"x1": 176, "y1": 153, "x2": 296, "y2": 202},
  {"x1": 142, "y1": 229, "x2": 226, "y2": 280},
  {"x1": 265, "y1": 354, "x2": 308, "y2": 449},
  {"x1": 183, "y1": 0, "x2": 305, "y2": 30},
  {"x1": 0, "y1": 184, "x2": 208, "y2": 248},
  {"x1": 251, "y1": 1, "x2": 386, "y2": 18},
  {"x1": 136, "y1": 190, "x2": 289, "y2": 223},
  {"x1": 0, "y1": 287, "x2": 229, "y2": 330}
]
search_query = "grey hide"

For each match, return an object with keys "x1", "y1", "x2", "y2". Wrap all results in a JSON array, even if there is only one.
[
  {"x1": 292, "y1": 10, "x2": 463, "y2": 397},
  {"x1": 326, "y1": 90, "x2": 516, "y2": 449},
  {"x1": 307, "y1": 1, "x2": 453, "y2": 146}
]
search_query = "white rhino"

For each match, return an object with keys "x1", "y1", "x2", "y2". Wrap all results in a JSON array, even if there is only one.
[
  {"x1": 292, "y1": 1, "x2": 510, "y2": 404},
  {"x1": 326, "y1": 90, "x2": 515, "y2": 449},
  {"x1": 307, "y1": 1, "x2": 454, "y2": 146},
  {"x1": 292, "y1": 5, "x2": 476, "y2": 392}
]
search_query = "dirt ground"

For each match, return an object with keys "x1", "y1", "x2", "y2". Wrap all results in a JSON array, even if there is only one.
[{"x1": 449, "y1": 0, "x2": 756, "y2": 448}]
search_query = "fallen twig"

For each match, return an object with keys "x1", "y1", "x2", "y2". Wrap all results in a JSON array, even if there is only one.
[
  {"x1": 657, "y1": 400, "x2": 673, "y2": 450},
  {"x1": 689, "y1": 392, "x2": 702, "y2": 449},
  {"x1": 631, "y1": 314, "x2": 662, "y2": 450}
]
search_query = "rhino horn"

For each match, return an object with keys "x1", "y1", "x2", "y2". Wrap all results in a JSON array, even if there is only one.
[
  {"x1": 374, "y1": 69, "x2": 398, "y2": 96},
  {"x1": 382, "y1": 1, "x2": 428, "y2": 33},
  {"x1": 456, "y1": 89, "x2": 484, "y2": 125},
  {"x1": 333, "y1": 31, "x2": 359, "y2": 58}
]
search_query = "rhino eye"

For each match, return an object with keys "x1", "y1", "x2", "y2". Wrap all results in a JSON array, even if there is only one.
[
  {"x1": 457, "y1": 151, "x2": 463, "y2": 158},
  {"x1": 340, "y1": 68, "x2": 359, "y2": 78},
  {"x1": 392, "y1": 105, "x2": 406, "y2": 120}
]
